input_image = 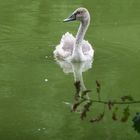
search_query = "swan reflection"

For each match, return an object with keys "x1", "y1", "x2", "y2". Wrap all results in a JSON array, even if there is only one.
[
  {"x1": 55, "y1": 59, "x2": 93, "y2": 115},
  {"x1": 56, "y1": 59, "x2": 92, "y2": 91}
]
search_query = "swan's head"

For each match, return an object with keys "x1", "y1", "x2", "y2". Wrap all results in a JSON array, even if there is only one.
[{"x1": 63, "y1": 7, "x2": 90, "y2": 23}]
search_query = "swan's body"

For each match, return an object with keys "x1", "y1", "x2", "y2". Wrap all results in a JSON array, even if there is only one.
[{"x1": 54, "y1": 7, "x2": 94, "y2": 62}]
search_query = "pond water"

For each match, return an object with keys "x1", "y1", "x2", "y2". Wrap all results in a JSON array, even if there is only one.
[{"x1": 0, "y1": 0, "x2": 140, "y2": 140}]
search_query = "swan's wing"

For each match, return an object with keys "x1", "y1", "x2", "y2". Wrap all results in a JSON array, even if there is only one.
[
  {"x1": 54, "y1": 32, "x2": 75, "y2": 59},
  {"x1": 82, "y1": 40, "x2": 94, "y2": 57},
  {"x1": 61, "y1": 32, "x2": 75, "y2": 51}
]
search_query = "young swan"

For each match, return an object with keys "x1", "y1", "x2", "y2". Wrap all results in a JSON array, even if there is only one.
[{"x1": 54, "y1": 7, "x2": 94, "y2": 62}]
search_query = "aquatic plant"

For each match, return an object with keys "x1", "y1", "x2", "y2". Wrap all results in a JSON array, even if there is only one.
[{"x1": 70, "y1": 80, "x2": 140, "y2": 134}]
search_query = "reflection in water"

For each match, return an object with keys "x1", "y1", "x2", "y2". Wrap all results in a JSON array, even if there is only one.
[
  {"x1": 55, "y1": 59, "x2": 140, "y2": 134},
  {"x1": 55, "y1": 58, "x2": 93, "y2": 113},
  {"x1": 56, "y1": 59, "x2": 92, "y2": 91}
]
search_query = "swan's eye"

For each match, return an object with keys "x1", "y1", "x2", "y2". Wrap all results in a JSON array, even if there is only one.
[{"x1": 77, "y1": 11, "x2": 81, "y2": 15}]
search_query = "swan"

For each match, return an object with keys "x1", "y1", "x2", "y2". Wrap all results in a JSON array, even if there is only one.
[{"x1": 54, "y1": 7, "x2": 94, "y2": 62}]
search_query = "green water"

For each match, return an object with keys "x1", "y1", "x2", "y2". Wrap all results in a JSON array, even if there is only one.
[{"x1": 0, "y1": 0, "x2": 140, "y2": 140}]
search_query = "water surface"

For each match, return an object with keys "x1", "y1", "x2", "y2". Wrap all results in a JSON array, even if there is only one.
[{"x1": 0, "y1": 0, "x2": 140, "y2": 140}]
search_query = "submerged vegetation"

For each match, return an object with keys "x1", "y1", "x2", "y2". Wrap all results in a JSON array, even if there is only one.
[{"x1": 70, "y1": 80, "x2": 140, "y2": 134}]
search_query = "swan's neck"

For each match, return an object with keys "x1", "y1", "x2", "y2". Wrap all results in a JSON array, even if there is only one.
[
  {"x1": 75, "y1": 20, "x2": 89, "y2": 45},
  {"x1": 72, "y1": 19, "x2": 90, "y2": 61}
]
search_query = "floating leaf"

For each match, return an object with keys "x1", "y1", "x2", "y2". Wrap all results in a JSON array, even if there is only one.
[
  {"x1": 107, "y1": 100, "x2": 114, "y2": 110},
  {"x1": 96, "y1": 80, "x2": 101, "y2": 88},
  {"x1": 112, "y1": 107, "x2": 118, "y2": 121},
  {"x1": 112, "y1": 112, "x2": 117, "y2": 121},
  {"x1": 132, "y1": 112, "x2": 140, "y2": 133},
  {"x1": 90, "y1": 113, "x2": 104, "y2": 123},
  {"x1": 72, "y1": 102, "x2": 81, "y2": 112},
  {"x1": 80, "y1": 101, "x2": 92, "y2": 120},
  {"x1": 72, "y1": 98, "x2": 86, "y2": 112},
  {"x1": 97, "y1": 87, "x2": 100, "y2": 93},
  {"x1": 121, "y1": 106, "x2": 130, "y2": 122},
  {"x1": 96, "y1": 80, "x2": 101, "y2": 93},
  {"x1": 81, "y1": 90, "x2": 92, "y2": 98},
  {"x1": 121, "y1": 95, "x2": 134, "y2": 102}
]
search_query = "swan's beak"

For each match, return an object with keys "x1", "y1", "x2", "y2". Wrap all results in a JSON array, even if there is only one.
[{"x1": 63, "y1": 13, "x2": 76, "y2": 22}]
